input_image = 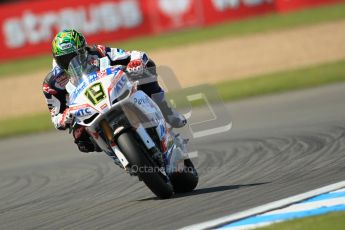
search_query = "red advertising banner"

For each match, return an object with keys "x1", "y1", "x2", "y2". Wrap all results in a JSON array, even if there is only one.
[
  {"x1": 148, "y1": 0, "x2": 202, "y2": 33},
  {"x1": 202, "y1": 0, "x2": 276, "y2": 26},
  {"x1": 0, "y1": 0, "x2": 152, "y2": 61},
  {"x1": 0, "y1": 0, "x2": 344, "y2": 62},
  {"x1": 275, "y1": 0, "x2": 345, "y2": 12}
]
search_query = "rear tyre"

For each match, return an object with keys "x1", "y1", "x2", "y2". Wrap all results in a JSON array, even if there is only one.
[
  {"x1": 117, "y1": 131, "x2": 173, "y2": 199},
  {"x1": 170, "y1": 159, "x2": 198, "y2": 193}
]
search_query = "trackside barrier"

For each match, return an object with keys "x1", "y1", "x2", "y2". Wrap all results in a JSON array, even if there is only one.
[{"x1": 0, "y1": 0, "x2": 344, "y2": 61}]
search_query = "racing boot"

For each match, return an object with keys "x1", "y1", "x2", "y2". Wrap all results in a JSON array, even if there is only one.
[{"x1": 154, "y1": 97, "x2": 187, "y2": 128}]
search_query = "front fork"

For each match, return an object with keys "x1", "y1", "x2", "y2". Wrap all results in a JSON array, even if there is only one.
[
  {"x1": 85, "y1": 120, "x2": 130, "y2": 168},
  {"x1": 135, "y1": 124, "x2": 166, "y2": 168},
  {"x1": 87, "y1": 119, "x2": 189, "y2": 176}
]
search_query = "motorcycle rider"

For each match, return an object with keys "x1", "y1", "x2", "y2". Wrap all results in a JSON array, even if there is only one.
[{"x1": 43, "y1": 29, "x2": 186, "y2": 153}]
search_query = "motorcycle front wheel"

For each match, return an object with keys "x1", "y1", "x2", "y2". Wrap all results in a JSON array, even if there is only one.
[{"x1": 117, "y1": 131, "x2": 174, "y2": 199}]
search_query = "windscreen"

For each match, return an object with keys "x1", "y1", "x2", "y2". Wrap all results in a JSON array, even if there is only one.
[{"x1": 67, "y1": 54, "x2": 98, "y2": 87}]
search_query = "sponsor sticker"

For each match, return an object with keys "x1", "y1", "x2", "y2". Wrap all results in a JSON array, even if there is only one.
[
  {"x1": 60, "y1": 43, "x2": 73, "y2": 50},
  {"x1": 75, "y1": 107, "x2": 92, "y2": 117},
  {"x1": 100, "y1": 103, "x2": 108, "y2": 110}
]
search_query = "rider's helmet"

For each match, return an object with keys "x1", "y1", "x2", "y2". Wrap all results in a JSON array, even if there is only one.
[{"x1": 52, "y1": 29, "x2": 87, "y2": 71}]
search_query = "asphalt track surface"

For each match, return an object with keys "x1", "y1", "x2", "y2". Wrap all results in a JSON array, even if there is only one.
[{"x1": 1, "y1": 83, "x2": 345, "y2": 229}]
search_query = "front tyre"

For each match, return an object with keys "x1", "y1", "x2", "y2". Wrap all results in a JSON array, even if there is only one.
[{"x1": 117, "y1": 131, "x2": 173, "y2": 199}]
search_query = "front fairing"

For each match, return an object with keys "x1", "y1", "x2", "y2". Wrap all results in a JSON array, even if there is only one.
[{"x1": 67, "y1": 65, "x2": 132, "y2": 126}]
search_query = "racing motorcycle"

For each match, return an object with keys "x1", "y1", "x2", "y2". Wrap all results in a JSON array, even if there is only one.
[{"x1": 64, "y1": 55, "x2": 198, "y2": 199}]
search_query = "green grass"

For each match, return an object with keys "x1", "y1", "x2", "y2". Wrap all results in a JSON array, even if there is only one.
[
  {"x1": 257, "y1": 211, "x2": 345, "y2": 230},
  {"x1": 0, "y1": 3, "x2": 345, "y2": 78},
  {"x1": 0, "y1": 113, "x2": 53, "y2": 139},
  {"x1": 0, "y1": 55, "x2": 52, "y2": 79},
  {"x1": 1, "y1": 59, "x2": 345, "y2": 139},
  {"x1": 217, "y1": 59, "x2": 345, "y2": 102}
]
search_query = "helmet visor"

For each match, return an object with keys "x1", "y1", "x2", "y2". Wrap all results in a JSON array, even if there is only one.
[
  {"x1": 55, "y1": 52, "x2": 78, "y2": 70},
  {"x1": 55, "y1": 48, "x2": 87, "y2": 70}
]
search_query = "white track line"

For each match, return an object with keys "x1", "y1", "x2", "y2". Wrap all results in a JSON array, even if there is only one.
[
  {"x1": 262, "y1": 196, "x2": 345, "y2": 216},
  {"x1": 331, "y1": 187, "x2": 345, "y2": 193},
  {"x1": 180, "y1": 180, "x2": 345, "y2": 230},
  {"x1": 220, "y1": 222, "x2": 272, "y2": 230}
]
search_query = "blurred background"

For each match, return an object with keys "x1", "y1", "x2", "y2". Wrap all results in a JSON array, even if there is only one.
[{"x1": 0, "y1": 0, "x2": 344, "y2": 137}]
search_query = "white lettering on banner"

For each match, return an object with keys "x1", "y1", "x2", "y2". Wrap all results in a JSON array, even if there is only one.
[
  {"x1": 3, "y1": 0, "x2": 142, "y2": 48},
  {"x1": 212, "y1": 0, "x2": 272, "y2": 11},
  {"x1": 3, "y1": 18, "x2": 25, "y2": 48},
  {"x1": 158, "y1": 0, "x2": 192, "y2": 16},
  {"x1": 158, "y1": 0, "x2": 193, "y2": 26},
  {"x1": 244, "y1": 0, "x2": 272, "y2": 6}
]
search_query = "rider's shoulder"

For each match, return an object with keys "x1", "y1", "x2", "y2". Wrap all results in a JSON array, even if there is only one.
[
  {"x1": 53, "y1": 64, "x2": 64, "y2": 76},
  {"x1": 44, "y1": 64, "x2": 68, "y2": 91},
  {"x1": 45, "y1": 64, "x2": 63, "y2": 81}
]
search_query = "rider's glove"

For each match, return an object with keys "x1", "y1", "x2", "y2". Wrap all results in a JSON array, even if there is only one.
[
  {"x1": 59, "y1": 108, "x2": 73, "y2": 128},
  {"x1": 126, "y1": 59, "x2": 144, "y2": 76}
]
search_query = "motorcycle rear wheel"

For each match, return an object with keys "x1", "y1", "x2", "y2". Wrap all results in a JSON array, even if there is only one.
[{"x1": 170, "y1": 159, "x2": 199, "y2": 193}]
